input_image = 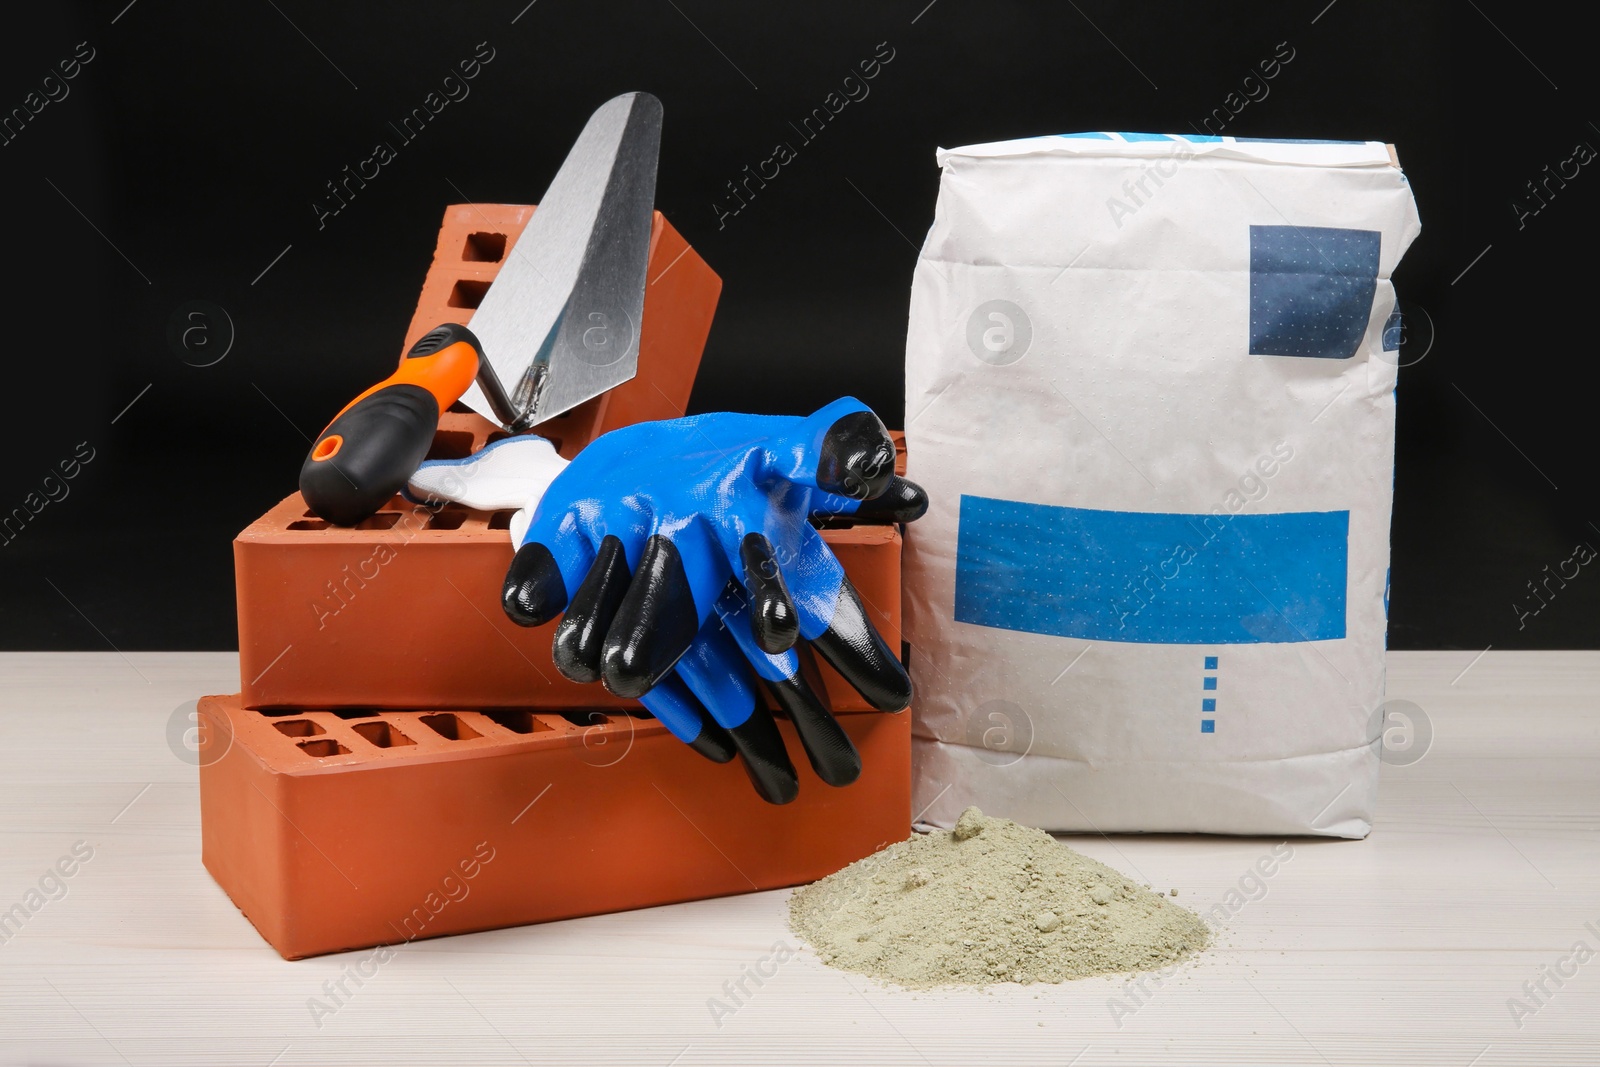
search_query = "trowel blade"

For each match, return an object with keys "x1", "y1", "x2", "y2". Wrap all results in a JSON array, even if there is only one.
[{"x1": 459, "y1": 91, "x2": 662, "y2": 429}]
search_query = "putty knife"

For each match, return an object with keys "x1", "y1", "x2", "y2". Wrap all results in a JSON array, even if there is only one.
[{"x1": 300, "y1": 92, "x2": 662, "y2": 526}]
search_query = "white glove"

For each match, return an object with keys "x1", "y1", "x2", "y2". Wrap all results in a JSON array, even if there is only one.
[{"x1": 404, "y1": 435, "x2": 569, "y2": 544}]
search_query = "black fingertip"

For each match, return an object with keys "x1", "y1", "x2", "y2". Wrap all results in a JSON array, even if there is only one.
[
  {"x1": 817, "y1": 410, "x2": 896, "y2": 501},
  {"x1": 552, "y1": 535, "x2": 631, "y2": 683},
  {"x1": 501, "y1": 542, "x2": 568, "y2": 627},
  {"x1": 687, "y1": 718, "x2": 738, "y2": 764},
  {"x1": 740, "y1": 533, "x2": 799, "y2": 654},
  {"x1": 767, "y1": 675, "x2": 861, "y2": 787},
  {"x1": 848, "y1": 476, "x2": 929, "y2": 524},
  {"x1": 660, "y1": 677, "x2": 737, "y2": 763},
  {"x1": 811, "y1": 578, "x2": 913, "y2": 712},
  {"x1": 726, "y1": 713, "x2": 800, "y2": 804},
  {"x1": 600, "y1": 535, "x2": 699, "y2": 699}
]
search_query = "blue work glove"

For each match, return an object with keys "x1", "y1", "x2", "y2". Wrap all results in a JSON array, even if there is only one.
[{"x1": 499, "y1": 397, "x2": 928, "y2": 803}]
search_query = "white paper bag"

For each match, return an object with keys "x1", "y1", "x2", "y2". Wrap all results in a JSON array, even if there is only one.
[{"x1": 903, "y1": 132, "x2": 1421, "y2": 837}]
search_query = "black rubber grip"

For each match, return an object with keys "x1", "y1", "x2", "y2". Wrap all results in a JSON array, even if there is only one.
[
  {"x1": 299, "y1": 384, "x2": 439, "y2": 526},
  {"x1": 407, "y1": 322, "x2": 476, "y2": 359}
]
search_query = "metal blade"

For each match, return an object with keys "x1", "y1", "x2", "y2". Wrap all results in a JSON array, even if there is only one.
[{"x1": 459, "y1": 92, "x2": 662, "y2": 429}]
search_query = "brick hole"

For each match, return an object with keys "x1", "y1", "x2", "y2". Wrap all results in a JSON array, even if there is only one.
[
  {"x1": 426, "y1": 430, "x2": 477, "y2": 460},
  {"x1": 487, "y1": 510, "x2": 515, "y2": 530},
  {"x1": 272, "y1": 719, "x2": 325, "y2": 738},
  {"x1": 298, "y1": 738, "x2": 350, "y2": 758},
  {"x1": 447, "y1": 279, "x2": 490, "y2": 309},
  {"x1": 420, "y1": 713, "x2": 481, "y2": 741},
  {"x1": 558, "y1": 711, "x2": 612, "y2": 729},
  {"x1": 352, "y1": 721, "x2": 416, "y2": 748},
  {"x1": 462, "y1": 231, "x2": 507, "y2": 262},
  {"x1": 287, "y1": 519, "x2": 329, "y2": 531},
  {"x1": 428, "y1": 510, "x2": 467, "y2": 531},
  {"x1": 482, "y1": 710, "x2": 553, "y2": 735},
  {"x1": 330, "y1": 709, "x2": 382, "y2": 720},
  {"x1": 355, "y1": 512, "x2": 402, "y2": 531}
]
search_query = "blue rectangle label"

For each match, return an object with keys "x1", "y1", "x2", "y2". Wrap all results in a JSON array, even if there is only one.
[{"x1": 954, "y1": 496, "x2": 1348, "y2": 644}]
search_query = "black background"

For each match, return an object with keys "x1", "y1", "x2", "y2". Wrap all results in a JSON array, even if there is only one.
[{"x1": 1, "y1": 0, "x2": 1594, "y2": 651}]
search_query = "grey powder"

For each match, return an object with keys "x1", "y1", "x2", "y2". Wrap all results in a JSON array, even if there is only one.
[{"x1": 789, "y1": 807, "x2": 1210, "y2": 989}]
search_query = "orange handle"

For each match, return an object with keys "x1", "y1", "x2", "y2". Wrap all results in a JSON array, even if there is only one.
[
  {"x1": 299, "y1": 324, "x2": 485, "y2": 526},
  {"x1": 330, "y1": 334, "x2": 481, "y2": 425}
]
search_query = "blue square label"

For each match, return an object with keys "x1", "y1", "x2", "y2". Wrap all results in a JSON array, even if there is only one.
[
  {"x1": 1204, "y1": 656, "x2": 1218, "y2": 670},
  {"x1": 1203, "y1": 677, "x2": 1217, "y2": 691},
  {"x1": 1201, "y1": 719, "x2": 1216, "y2": 733},
  {"x1": 1250, "y1": 225, "x2": 1380, "y2": 360},
  {"x1": 1203, "y1": 698, "x2": 1216, "y2": 712}
]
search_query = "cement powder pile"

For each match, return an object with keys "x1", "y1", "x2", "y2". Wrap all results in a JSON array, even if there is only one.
[{"x1": 788, "y1": 807, "x2": 1210, "y2": 988}]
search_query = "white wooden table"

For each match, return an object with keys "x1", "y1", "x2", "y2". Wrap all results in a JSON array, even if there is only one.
[{"x1": 1, "y1": 651, "x2": 1596, "y2": 1065}]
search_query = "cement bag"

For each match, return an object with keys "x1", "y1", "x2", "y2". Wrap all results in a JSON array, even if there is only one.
[{"x1": 903, "y1": 133, "x2": 1421, "y2": 838}]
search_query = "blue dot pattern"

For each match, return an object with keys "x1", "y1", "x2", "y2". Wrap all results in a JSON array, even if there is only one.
[
  {"x1": 1201, "y1": 719, "x2": 1216, "y2": 733},
  {"x1": 1249, "y1": 225, "x2": 1380, "y2": 360},
  {"x1": 1204, "y1": 656, "x2": 1218, "y2": 670},
  {"x1": 1203, "y1": 698, "x2": 1216, "y2": 712},
  {"x1": 954, "y1": 495, "x2": 1349, "y2": 644},
  {"x1": 1383, "y1": 307, "x2": 1403, "y2": 351}
]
